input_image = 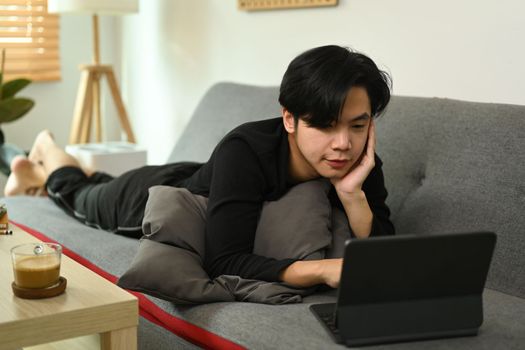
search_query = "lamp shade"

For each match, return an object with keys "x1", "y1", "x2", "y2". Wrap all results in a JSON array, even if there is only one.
[{"x1": 48, "y1": 0, "x2": 138, "y2": 15}]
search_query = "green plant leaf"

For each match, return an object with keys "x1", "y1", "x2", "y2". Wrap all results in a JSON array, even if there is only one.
[
  {"x1": 2, "y1": 79, "x2": 31, "y2": 99},
  {"x1": 0, "y1": 98, "x2": 35, "y2": 123}
]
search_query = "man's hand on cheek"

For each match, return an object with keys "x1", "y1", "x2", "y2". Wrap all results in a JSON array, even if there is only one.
[{"x1": 331, "y1": 120, "x2": 376, "y2": 199}]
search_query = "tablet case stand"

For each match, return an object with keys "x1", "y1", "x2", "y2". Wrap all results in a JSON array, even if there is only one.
[{"x1": 337, "y1": 294, "x2": 482, "y2": 346}]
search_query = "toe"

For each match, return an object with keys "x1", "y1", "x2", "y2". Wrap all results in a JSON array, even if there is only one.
[{"x1": 10, "y1": 155, "x2": 29, "y2": 172}]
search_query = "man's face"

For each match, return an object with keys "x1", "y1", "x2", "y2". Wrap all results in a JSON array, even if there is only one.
[{"x1": 284, "y1": 86, "x2": 372, "y2": 181}]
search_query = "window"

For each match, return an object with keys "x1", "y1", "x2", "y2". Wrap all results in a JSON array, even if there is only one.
[{"x1": 0, "y1": 0, "x2": 60, "y2": 81}]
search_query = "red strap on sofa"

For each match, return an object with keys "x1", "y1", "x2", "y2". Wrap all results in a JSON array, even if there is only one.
[{"x1": 11, "y1": 220, "x2": 245, "y2": 350}]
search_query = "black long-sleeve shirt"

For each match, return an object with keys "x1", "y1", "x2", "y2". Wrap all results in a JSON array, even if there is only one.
[{"x1": 178, "y1": 117, "x2": 395, "y2": 282}]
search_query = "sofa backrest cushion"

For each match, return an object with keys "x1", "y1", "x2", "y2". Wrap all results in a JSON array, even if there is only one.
[
  {"x1": 169, "y1": 82, "x2": 525, "y2": 298},
  {"x1": 168, "y1": 82, "x2": 281, "y2": 164},
  {"x1": 375, "y1": 96, "x2": 525, "y2": 298}
]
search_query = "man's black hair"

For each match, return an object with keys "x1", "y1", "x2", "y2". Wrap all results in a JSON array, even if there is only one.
[{"x1": 278, "y1": 45, "x2": 392, "y2": 128}]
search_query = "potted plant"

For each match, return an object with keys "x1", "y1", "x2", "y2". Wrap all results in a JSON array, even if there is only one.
[{"x1": 0, "y1": 48, "x2": 35, "y2": 176}]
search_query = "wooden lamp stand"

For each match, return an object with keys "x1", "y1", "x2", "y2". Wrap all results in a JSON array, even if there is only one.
[{"x1": 69, "y1": 15, "x2": 135, "y2": 144}]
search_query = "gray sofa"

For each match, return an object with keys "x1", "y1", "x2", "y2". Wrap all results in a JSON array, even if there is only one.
[{"x1": 3, "y1": 82, "x2": 525, "y2": 349}]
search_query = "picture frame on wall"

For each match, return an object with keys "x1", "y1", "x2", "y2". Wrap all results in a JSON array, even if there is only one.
[{"x1": 238, "y1": 0, "x2": 338, "y2": 11}]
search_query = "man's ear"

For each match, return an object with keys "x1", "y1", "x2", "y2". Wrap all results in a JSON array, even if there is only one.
[{"x1": 282, "y1": 108, "x2": 296, "y2": 133}]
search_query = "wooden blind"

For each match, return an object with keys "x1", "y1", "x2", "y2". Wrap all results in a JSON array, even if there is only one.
[{"x1": 0, "y1": 0, "x2": 60, "y2": 81}]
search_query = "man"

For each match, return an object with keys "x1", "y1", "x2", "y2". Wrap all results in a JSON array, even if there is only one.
[{"x1": 5, "y1": 45, "x2": 395, "y2": 289}]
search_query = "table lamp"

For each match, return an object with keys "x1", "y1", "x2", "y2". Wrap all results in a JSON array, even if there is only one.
[{"x1": 48, "y1": 0, "x2": 138, "y2": 144}]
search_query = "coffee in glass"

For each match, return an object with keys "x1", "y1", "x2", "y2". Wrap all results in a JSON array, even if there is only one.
[{"x1": 11, "y1": 243, "x2": 62, "y2": 289}]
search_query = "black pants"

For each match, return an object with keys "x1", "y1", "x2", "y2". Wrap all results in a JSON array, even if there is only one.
[{"x1": 46, "y1": 163, "x2": 201, "y2": 238}]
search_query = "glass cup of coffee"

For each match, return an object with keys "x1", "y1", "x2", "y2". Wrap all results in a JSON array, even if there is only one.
[{"x1": 11, "y1": 243, "x2": 62, "y2": 289}]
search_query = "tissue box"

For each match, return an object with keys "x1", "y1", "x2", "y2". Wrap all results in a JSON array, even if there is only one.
[{"x1": 65, "y1": 142, "x2": 147, "y2": 177}]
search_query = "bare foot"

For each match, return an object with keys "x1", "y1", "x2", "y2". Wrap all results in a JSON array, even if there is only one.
[
  {"x1": 4, "y1": 156, "x2": 47, "y2": 197},
  {"x1": 28, "y1": 129, "x2": 55, "y2": 165}
]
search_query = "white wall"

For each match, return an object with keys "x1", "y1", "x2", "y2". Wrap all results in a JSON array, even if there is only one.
[
  {"x1": 3, "y1": 15, "x2": 121, "y2": 151},
  {"x1": 4, "y1": 0, "x2": 524, "y2": 167},
  {"x1": 121, "y1": 0, "x2": 525, "y2": 165}
]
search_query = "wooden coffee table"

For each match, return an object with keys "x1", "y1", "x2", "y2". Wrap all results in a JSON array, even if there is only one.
[{"x1": 0, "y1": 223, "x2": 138, "y2": 350}]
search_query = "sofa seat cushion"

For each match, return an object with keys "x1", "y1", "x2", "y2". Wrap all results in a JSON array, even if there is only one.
[
  {"x1": 151, "y1": 288, "x2": 525, "y2": 350},
  {"x1": 4, "y1": 196, "x2": 138, "y2": 276},
  {"x1": 5, "y1": 196, "x2": 525, "y2": 349}
]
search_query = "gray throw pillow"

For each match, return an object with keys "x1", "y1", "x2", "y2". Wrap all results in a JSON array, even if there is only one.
[
  {"x1": 325, "y1": 207, "x2": 352, "y2": 259},
  {"x1": 118, "y1": 179, "x2": 349, "y2": 304},
  {"x1": 253, "y1": 179, "x2": 332, "y2": 260}
]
